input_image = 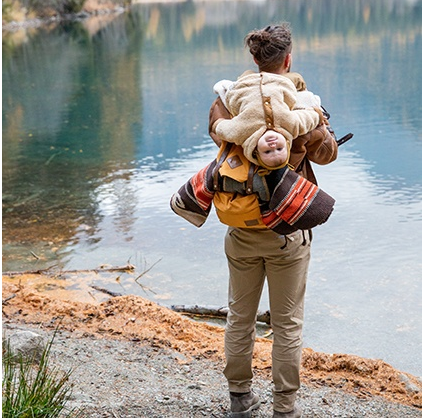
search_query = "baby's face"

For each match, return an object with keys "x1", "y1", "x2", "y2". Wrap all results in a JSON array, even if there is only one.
[{"x1": 257, "y1": 131, "x2": 288, "y2": 167}]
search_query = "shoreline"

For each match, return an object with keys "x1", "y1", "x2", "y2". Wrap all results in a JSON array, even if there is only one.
[
  {"x1": 2, "y1": 6, "x2": 127, "y2": 32},
  {"x1": 2, "y1": 0, "x2": 132, "y2": 32},
  {"x1": 2, "y1": 279, "x2": 421, "y2": 414}
]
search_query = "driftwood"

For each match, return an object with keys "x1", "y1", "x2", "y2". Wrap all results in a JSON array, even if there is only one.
[
  {"x1": 90, "y1": 286, "x2": 123, "y2": 297},
  {"x1": 170, "y1": 304, "x2": 271, "y2": 325},
  {"x1": 2, "y1": 264, "x2": 136, "y2": 277}
]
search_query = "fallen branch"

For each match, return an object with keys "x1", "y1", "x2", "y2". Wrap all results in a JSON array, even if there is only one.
[
  {"x1": 170, "y1": 304, "x2": 271, "y2": 325},
  {"x1": 2, "y1": 264, "x2": 136, "y2": 277},
  {"x1": 134, "y1": 258, "x2": 162, "y2": 283}
]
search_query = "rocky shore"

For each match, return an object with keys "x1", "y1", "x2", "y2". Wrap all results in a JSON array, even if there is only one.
[{"x1": 2, "y1": 280, "x2": 421, "y2": 417}]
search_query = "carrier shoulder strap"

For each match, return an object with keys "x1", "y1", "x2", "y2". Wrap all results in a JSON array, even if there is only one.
[
  {"x1": 213, "y1": 142, "x2": 233, "y2": 191},
  {"x1": 246, "y1": 163, "x2": 255, "y2": 194}
]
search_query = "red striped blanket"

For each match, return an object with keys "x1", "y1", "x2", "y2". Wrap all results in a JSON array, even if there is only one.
[{"x1": 170, "y1": 161, "x2": 335, "y2": 234}]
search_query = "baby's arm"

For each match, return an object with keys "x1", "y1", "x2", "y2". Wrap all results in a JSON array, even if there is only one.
[
  {"x1": 213, "y1": 116, "x2": 252, "y2": 146},
  {"x1": 277, "y1": 106, "x2": 322, "y2": 140}
]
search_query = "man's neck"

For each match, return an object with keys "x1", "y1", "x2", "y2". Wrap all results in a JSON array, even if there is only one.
[{"x1": 258, "y1": 63, "x2": 289, "y2": 76}]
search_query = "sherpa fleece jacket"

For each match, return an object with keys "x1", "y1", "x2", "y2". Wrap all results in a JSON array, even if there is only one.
[
  {"x1": 213, "y1": 71, "x2": 320, "y2": 165},
  {"x1": 209, "y1": 97, "x2": 338, "y2": 186}
]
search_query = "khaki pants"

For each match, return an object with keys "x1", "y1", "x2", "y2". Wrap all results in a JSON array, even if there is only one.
[{"x1": 223, "y1": 227, "x2": 311, "y2": 413}]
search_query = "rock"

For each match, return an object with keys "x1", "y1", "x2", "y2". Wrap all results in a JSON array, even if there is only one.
[
  {"x1": 4, "y1": 330, "x2": 45, "y2": 362},
  {"x1": 399, "y1": 373, "x2": 421, "y2": 394}
]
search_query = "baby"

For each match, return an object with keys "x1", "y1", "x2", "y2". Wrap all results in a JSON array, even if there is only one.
[{"x1": 212, "y1": 72, "x2": 323, "y2": 170}]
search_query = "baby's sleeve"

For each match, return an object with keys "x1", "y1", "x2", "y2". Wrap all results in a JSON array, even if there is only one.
[
  {"x1": 213, "y1": 79, "x2": 235, "y2": 109},
  {"x1": 294, "y1": 91, "x2": 322, "y2": 109}
]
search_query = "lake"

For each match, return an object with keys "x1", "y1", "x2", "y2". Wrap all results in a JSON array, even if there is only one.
[{"x1": 2, "y1": 0, "x2": 422, "y2": 377}]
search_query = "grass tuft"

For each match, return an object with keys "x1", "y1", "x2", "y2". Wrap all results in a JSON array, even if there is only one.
[{"x1": 2, "y1": 331, "x2": 83, "y2": 417}]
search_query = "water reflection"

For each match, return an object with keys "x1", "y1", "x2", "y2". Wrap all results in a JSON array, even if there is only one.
[{"x1": 2, "y1": 0, "x2": 421, "y2": 376}]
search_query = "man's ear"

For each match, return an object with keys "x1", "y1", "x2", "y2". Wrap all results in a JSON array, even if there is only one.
[
  {"x1": 284, "y1": 53, "x2": 292, "y2": 71},
  {"x1": 253, "y1": 56, "x2": 259, "y2": 66}
]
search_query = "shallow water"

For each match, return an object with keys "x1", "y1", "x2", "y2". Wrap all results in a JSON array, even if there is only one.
[{"x1": 2, "y1": 0, "x2": 421, "y2": 376}]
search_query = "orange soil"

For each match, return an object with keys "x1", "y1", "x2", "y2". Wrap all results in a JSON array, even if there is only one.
[{"x1": 2, "y1": 278, "x2": 421, "y2": 410}]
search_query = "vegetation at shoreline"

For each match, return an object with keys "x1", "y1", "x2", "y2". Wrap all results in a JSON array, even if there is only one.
[
  {"x1": 2, "y1": 332, "x2": 83, "y2": 418},
  {"x1": 2, "y1": 0, "x2": 130, "y2": 24}
]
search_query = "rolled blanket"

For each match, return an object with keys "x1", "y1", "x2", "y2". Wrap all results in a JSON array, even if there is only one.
[
  {"x1": 261, "y1": 168, "x2": 335, "y2": 234},
  {"x1": 170, "y1": 161, "x2": 216, "y2": 227}
]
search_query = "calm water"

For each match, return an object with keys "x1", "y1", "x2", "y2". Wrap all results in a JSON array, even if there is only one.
[{"x1": 3, "y1": 0, "x2": 422, "y2": 376}]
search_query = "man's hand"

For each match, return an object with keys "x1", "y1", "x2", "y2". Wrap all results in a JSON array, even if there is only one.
[
  {"x1": 313, "y1": 107, "x2": 326, "y2": 125},
  {"x1": 209, "y1": 98, "x2": 231, "y2": 146}
]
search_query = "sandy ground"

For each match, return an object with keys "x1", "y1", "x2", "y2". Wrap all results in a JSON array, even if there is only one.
[{"x1": 2, "y1": 278, "x2": 422, "y2": 417}]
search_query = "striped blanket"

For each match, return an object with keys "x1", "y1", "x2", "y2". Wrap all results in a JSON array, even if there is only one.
[
  {"x1": 261, "y1": 167, "x2": 335, "y2": 235},
  {"x1": 170, "y1": 161, "x2": 335, "y2": 234},
  {"x1": 170, "y1": 160, "x2": 217, "y2": 227}
]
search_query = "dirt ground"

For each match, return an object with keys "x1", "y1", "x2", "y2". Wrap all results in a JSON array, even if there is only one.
[{"x1": 2, "y1": 277, "x2": 422, "y2": 417}]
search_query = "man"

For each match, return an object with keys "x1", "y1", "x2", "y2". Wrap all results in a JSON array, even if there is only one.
[{"x1": 208, "y1": 23, "x2": 338, "y2": 418}]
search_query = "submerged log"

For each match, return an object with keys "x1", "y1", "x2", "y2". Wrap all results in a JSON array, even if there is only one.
[{"x1": 170, "y1": 304, "x2": 271, "y2": 325}]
